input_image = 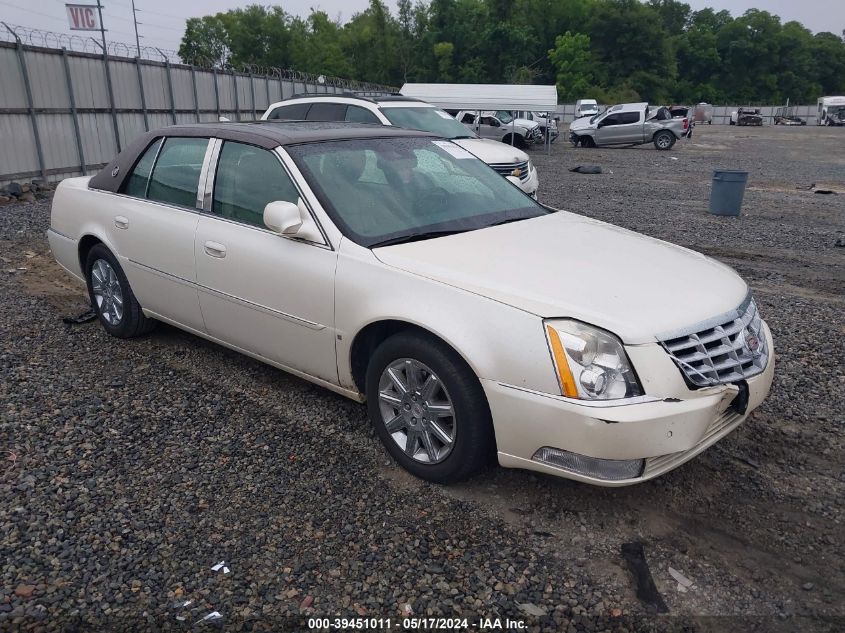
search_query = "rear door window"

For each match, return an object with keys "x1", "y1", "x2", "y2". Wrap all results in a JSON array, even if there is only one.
[
  {"x1": 345, "y1": 105, "x2": 381, "y2": 124},
  {"x1": 146, "y1": 137, "x2": 209, "y2": 208},
  {"x1": 268, "y1": 103, "x2": 311, "y2": 120},
  {"x1": 122, "y1": 137, "x2": 163, "y2": 198},
  {"x1": 620, "y1": 112, "x2": 641, "y2": 124},
  {"x1": 306, "y1": 102, "x2": 348, "y2": 122}
]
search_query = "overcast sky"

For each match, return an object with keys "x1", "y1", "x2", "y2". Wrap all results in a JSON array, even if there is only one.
[{"x1": 1, "y1": 0, "x2": 842, "y2": 54}]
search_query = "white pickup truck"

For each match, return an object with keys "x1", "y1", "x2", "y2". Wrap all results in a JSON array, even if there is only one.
[
  {"x1": 454, "y1": 110, "x2": 543, "y2": 148},
  {"x1": 569, "y1": 102, "x2": 688, "y2": 150}
]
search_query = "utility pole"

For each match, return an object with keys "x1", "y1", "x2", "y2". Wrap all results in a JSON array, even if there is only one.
[
  {"x1": 95, "y1": 0, "x2": 107, "y2": 52},
  {"x1": 131, "y1": 0, "x2": 142, "y2": 57}
]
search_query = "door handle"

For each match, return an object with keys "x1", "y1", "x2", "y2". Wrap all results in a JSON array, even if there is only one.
[
  {"x1": 114, "y1": 216, "x2": 129, "y2": 229},
  {"x1": 203, "y1": 241, "x2": 227, "y2": 258}
]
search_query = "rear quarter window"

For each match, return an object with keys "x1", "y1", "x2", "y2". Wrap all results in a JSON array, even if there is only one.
[
  {"x1": 306, "y1": 102, "x2": 348, "y2": 122},
  {"x1": 268, "y1": 103, "x2": 311, "y2": 120}
]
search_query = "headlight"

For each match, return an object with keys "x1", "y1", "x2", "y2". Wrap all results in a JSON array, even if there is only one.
[{"x1": 545, "y1": 320, "x2": 643, "y2": 400}]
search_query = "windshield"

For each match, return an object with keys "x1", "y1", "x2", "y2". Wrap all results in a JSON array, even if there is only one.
[
  {"x1": 495, "y1": 111, "x2": 514, "y2": 124},
  {"x1": 381, "y1": 107, "x2": 475, "y2": 139},
  {"x1": 288, "y1": 137, "x2": 547, "y2": 248}
]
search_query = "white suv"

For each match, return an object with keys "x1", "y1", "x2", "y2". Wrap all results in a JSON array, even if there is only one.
[{"x1": 262, "y1": 95, "x2": 539, "y2": 198}]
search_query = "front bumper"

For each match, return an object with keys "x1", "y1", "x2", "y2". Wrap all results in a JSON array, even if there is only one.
[
  {"x1": 519, "y1": 166, "x2": 539, "y2": 198},
  {"x1": 485, "y1": 322, "x2": 774, "y2": 486}
]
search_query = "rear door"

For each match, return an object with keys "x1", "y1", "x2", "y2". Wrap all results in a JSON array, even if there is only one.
[
  {"x1": 110, "y1": 136, "x2": 209, "y2": 330},
  {"x1": 194, "y1": 140, "x2": 339, "y2": 383}
]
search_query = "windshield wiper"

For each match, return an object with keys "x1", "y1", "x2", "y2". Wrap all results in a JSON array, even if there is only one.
[
  {"x1": 369, "y1": 229, "x2": 468, "y2": 248},
  {"x1": 451, "y1": 135, "x2": 475, "y2": 139}
]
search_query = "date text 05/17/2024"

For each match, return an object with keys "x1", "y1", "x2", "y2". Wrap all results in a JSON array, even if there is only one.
[{"x1": 307, "y1": 617, "x2": 528, "y2": 630}]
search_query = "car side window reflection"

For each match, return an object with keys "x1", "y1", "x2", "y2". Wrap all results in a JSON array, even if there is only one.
[
  {"x1": 146, "y1": 137, "x2": 209, "y2": 208},
  {"x1": 212, "y1": 141, "x2": 299, "y2": 229}
]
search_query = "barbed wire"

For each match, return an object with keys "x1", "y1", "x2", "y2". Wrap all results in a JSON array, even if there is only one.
[{"x1": 0, "y1": 23, "x2": 396, "y2": 92}]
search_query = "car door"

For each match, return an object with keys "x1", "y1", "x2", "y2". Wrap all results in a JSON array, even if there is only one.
[
  {"x1": 109, "y1": 136, "x2": 208, "y2": 331},
  {"x1": 194, "y1": 140, "x2": 339, "y2": 383},
  {"x1": 477, "y1": 116, "x2": 502, "y2": 140}
]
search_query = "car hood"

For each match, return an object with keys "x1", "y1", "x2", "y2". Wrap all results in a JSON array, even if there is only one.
[
  {"x1": 453, "y1": 138, "x2": 529, "y2": 164},
  {"x1": 569, "y1": 117, "x2": 595, "y2": 132},
  {"x1": 512, "y1": 117, "x2": 540, "y2": 130},
  {"x1": 373, "y1": 211, "x2": 748, "y2": 344}
]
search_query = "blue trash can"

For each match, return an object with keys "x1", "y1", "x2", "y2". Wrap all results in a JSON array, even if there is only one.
[{"x1": 709, "y1": 170, "x2": 749, "y2": 216}]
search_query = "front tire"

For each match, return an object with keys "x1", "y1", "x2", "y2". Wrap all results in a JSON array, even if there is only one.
[
  {"x1": 654, "y1": 130, "x2": 675, "y2": 150},
  {"x1": 366, "y1": 331, "x2": 493, "y2": 484},
  {"x1": 85, "y1": 244, "x2": 155, "y2": 338}
]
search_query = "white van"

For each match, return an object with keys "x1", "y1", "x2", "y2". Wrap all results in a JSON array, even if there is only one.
[
  {"x1": 817, "y1": 96, "x2": 845, "y2": 126},
  {"x1": 575, "y1": 99, "x2": 600, "y2": 119}
]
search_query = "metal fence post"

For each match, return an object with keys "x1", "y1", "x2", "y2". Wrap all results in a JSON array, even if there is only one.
[
  {"x1": 162, "y1": 54, "x2": 177, "y2": 124},
  {"x1": 96, "y1": 42, "x2": 122, "y2": 152},
  {"x1": 61, "y1": 47, "x2": 86, "y2": 175},
  {"x1": 265, "y1": 75, "x2": 271, "y2": 111},
  {"x1": 249, "y1": 71, "x2": 256, "y2": 120},
  {"x1": 135, "y1": 57, "x2": 149, "y2": 131},
  {"x1": 212, "y1": 67, "x2": 221, "y2": 120},
  {"x1": 232, "y1": 71, "x2": 240, "y2": 121},
  {"x1": 190, "y1": 66, "x2": 200, "y2": 122},
  {"x1": 4, "y1": 24, "x2": 47, "y2": 179}
]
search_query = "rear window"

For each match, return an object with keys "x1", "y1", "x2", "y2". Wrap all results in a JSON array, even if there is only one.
[
  {"x1": 268, "y1": 103, "x2": 311, "y2": 120},
  {"x1": 306, "y1": 102, "x2": 348, "y2": 122}
]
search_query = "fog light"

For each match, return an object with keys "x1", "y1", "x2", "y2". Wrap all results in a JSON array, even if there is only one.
[{"x1": 532, "y1": 447, "x2": 644, "y2": 481}]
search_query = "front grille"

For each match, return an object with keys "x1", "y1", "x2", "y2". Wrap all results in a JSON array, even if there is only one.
[
  {"x1": 489, "y1": 161, "x2": 530, "y2": 182},
  {"x1": 659, "y1": 296, "x2": 768, "y2": 388}
]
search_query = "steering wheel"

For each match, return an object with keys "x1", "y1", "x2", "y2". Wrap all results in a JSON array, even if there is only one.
[{"x1": 413, "y1": 187, "x2": 449, "y2": 217}]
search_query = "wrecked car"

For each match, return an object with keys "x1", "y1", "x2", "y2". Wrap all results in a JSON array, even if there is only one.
[
  {"x1": 773, "y1": 107, "x2": 806, "y2": 125},
  {"x1": 569, "y1": 102, "x2": 688, "y2": 150},
  {"x1": 455, "y1": 110, "x2": 543, "y2": 148},
  {"x1": 730, "y1": 107, "x2": 763, "y2": 126},
  {"x1": 48, "y1": 121, "x2": 773, "y2": 486}
]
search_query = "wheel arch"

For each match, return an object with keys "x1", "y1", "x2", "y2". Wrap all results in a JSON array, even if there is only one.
[
  {"x1": 78, "y1": 233, "x2": 105, "y2": 272},
  {"x1": 348, "y1": 318, "x2": 480, "y2": 396}
]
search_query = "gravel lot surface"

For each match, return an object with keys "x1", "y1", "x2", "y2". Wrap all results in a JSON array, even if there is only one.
[{"x1": 1, "y1": 125, "x2": 843, "y2": 632}]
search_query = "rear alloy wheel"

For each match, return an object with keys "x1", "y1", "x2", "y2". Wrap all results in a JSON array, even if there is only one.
[
  {"x1": 654, "y1": 130, "x2": 675, "y2": 150},
  {"x1": 366, "y1": 332, "x2": 493, "y2": 483},
  {"x1": 85, "y1": 244, "x2": 155, "y2": 338}
]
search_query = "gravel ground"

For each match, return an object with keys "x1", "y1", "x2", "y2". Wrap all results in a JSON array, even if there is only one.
[{"x1": 1, "y1": 125, "x2": 843, "y2": 632}]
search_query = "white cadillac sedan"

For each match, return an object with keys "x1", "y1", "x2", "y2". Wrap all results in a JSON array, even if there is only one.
[{"x1": 47, "y1": 122, "x2": 774, "y2": 485}]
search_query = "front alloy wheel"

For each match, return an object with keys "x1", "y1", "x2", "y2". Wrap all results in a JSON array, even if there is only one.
[
  {"x1": 366, "y1": 331, "x2": 494, "y2": 483},
  {"x1": 378, "y1": 358, "x2": 456, "y2": 464}
]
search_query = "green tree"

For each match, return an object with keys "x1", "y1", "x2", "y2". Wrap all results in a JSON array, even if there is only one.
[
  {"x1": 179, "y1": 15, "x2": 229, "y2": 67},
  {"x1": 548, "y1": 31, "x2": 594, "y2": 100}
]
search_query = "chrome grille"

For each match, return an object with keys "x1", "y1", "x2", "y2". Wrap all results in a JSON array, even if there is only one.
[
  {"x1": 489, "y1": 161, "x2": 530, "y2": 182},
  {"x1": 659, "y1": 296, "x2": 768, "y2": 388}
]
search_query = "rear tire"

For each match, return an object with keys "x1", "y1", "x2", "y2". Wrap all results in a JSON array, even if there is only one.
[
  {"x1": 653, "y1": 130, "x2": 675, "y2": 150},
  {"x1": 85, "y1": 244, "x2": 155, "y2": 339},
  {"x1": 365, "y1": 331, "x2": 494, "y2": 484}
]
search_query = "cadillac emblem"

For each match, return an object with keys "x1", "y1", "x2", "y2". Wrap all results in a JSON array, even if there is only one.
[{"x1": 745, "y1": 332, "x2": 760, "y2": 353}]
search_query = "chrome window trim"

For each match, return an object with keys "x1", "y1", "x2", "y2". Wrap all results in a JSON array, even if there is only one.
[
  {"x1": 196, "y1": 138, "x2": 218, "y2": 210},
  {"x1": 200, "y1": 138, "x2": 223, "y2": 212}
]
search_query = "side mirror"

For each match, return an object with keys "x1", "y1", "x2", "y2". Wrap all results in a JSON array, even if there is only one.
[
  {"x1": 505, "y1": 175, "x2": 522, "y2": 188},
  {"x1": 264, "y1": 200, "x2": 302, "y2": 235}
]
